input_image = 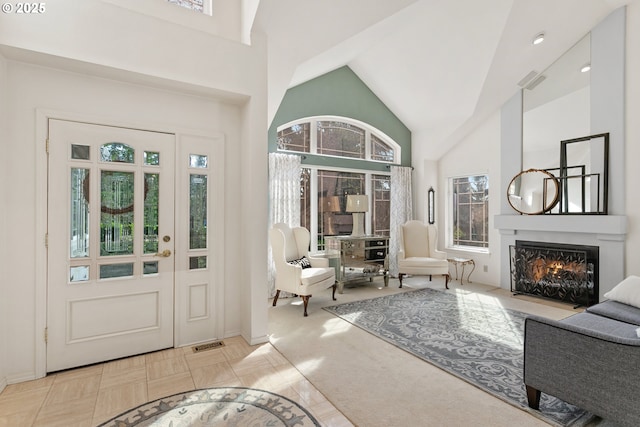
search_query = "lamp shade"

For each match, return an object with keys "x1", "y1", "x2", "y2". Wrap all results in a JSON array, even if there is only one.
[
  {"x1": 321, "y1": 196, "x2": 341, "y2": 212},
  {"x1": 346, "y1": 195, "x2": 368, "y2": 213}
]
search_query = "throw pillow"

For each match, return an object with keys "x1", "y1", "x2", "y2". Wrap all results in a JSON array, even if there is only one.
[
  {"x1": 288, "y1": 256, "x2": 311, "y2": 269},
  {"x1": 604, "y1": 275, "x2": 640, "y2": 309}
]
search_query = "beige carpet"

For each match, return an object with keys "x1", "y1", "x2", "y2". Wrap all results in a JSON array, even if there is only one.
[{"x1": 268, "y1": 277, "x2": 592, "y2": 427}]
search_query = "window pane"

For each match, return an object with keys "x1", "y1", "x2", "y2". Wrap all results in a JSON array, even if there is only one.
[
  {"x1": 317, "y1": 170, "x2": 365, "y2": 248},
  {"x1": 100, "y1": 143, "x2": 135, "y2": 163},
  {"x1": 70, "y1": 266, "x2": 89, "y2": 283},
  {"x1": 144, "y1": 174, "x2": 159, "y2": 254},
  {"x1": 278, "y1": 122, "x2": 310, "y2": 153},
  {"x1": 190, "y1": 154, "x2": 208, "y2": 168},
  {"x1": 70, "y1": 168, "x2": 90, "y2": 258},
  {"x1": 190, "y1": 174, "x2": 207, "y2": 249},
  {"x1": 371, "y1": 135, "x2": 395, "y2": 162},
  {"x1": 71, "y1": 144, "x2": 90, "y2": 160},
  {"x1": 372, "y1": 175, "x2": 390, "y2": 236},
  {"x1": 317, "y1": 121, "x2": 365, "y2": 159},
  {"x1": 144, "y1": 151, "x2": 160, "y2": 166},
  {"x1": 100, "y1": 263, "x2": 134, "y2": 279},
  {"x1": 100, "y1": 171, "x2": 135, "y2": 256},
  {"x1": 143, "y1": 261, "x2": 159, "y2": 275},
  {"x1": 189, "y1": 256, "x2": 207, "y2": 270},
  {"x1": 452, "y1": 175, "x2": 489, "y2": 248},
  {"x1": 300, "y1": 169, "x2": 311, "y2": 230}
]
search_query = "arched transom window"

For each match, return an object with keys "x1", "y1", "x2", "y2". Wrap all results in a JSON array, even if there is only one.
[{"x1": 277, "y1": 116, "x2": 400, "y2": 164}]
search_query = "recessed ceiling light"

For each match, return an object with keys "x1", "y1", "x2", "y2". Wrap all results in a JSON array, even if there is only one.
[
  {"x1": 580, "y1": 63, "x2": 591, "y2": 73},
  {"x1": 532, "y1": 33, "x2": 545, "y2": 45}
]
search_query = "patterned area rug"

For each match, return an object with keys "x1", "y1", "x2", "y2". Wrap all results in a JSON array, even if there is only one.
[
  {"x1": 324, "y1": 288, "x2": 594, "y2": 427},
  {"x1": 97, "y1": 387, "x2": 320, "y2": 427}
]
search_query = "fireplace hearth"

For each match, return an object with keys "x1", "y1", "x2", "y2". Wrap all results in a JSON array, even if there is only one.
[{"x1": 509, "y1": 240, "x2": 599, "y2": 307}]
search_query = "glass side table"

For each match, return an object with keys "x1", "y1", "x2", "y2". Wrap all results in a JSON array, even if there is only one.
[{"x1": 447, "y1": 257, "x2": 475, "y2": 285}]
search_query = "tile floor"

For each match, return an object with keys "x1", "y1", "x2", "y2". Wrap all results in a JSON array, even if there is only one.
[{"x1": 0, "y1": 336, "x2": 353, "y2": 427}]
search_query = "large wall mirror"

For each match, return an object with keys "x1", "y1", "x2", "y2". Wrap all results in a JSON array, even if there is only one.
[{"x1": 523, "y1": 33, "x2": 591, "y2": 171}]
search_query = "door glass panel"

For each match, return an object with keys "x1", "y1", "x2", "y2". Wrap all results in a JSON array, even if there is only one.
[
  {"x1": 189, "y1": 154, "x2": 208, "y2": 168},
  {"x1": 190, "y1": 174, "x2": 207, "y2": 249},
  {"x1": 143, "y1": 261, "x2": 159, "y2": 275},
  {"x1": 70, "y1": 266, "x2": 89, "y2": 282},
  {"x1": 71, "y1": 144, "x2": 90, "y2": 160},
  {"x1": 100, "y1": 263, "x2": 134, "y2": 279},
  {"x1": 101, "y1": 171, "x2": 134, "y2": 256},
  {"x1": 144, "y1": 174, "x2": 159, "y2": 254},
  {"x1": 189, "y1": 256, "x2": 207, "y2": 270},
  {"x1": 70, "y1": 168, "x2": 90, "y2": 258},
  {"x1": 101, "y1": 142, "x2": 135, "y2": 163},
  {"x1": 144, "y1": 151, "x2": 160, "y2": 166}
]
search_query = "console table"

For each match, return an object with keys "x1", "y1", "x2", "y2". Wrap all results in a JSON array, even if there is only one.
[{"x1": 325, "y1": 235, "x2": 390, "y2": 293}]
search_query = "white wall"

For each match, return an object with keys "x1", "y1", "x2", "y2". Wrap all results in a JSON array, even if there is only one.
[
  {"x1": 624, "y1": 2, "x2": 640, "y2": 276},
  {"x1": 0, "y1": 0, "x2": 269, "y2": 382},
  {"x1": 0, "y1": 52, "x2": 8, "y2": 392},
  {"x1": 435, "y1": 112, "x2": 502, "y2": 287}
]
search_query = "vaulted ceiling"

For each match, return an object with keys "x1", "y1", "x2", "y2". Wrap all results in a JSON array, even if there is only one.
[{"x1": 253, "y1": 0, "x2": 632, "y2": 159}]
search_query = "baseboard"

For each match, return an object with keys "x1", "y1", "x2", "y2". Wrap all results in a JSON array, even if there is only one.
[
  {"x1": 0, "y1": 376, "x2": 7, "y2": 394},
  {"x1": 7, "y1": 371, "x2": 38, "y2": 385}
]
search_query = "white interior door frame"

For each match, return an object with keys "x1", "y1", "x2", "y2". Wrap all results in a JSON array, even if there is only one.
[{"x1": 34, "y1": 109, "x2": 226, "y2": 379}]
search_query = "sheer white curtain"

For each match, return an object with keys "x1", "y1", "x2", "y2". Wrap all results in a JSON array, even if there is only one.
[
  {"x1": 268, "y1": 153, "x2": 301, "y2": 296},
  {"x1": 389, "y1": 166, "x2": 413, "y2": 277}
]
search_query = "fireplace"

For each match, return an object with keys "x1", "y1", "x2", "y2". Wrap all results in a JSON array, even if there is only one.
[{"x1": 509, "y1": 240, "x2": 599, "y2": 307}]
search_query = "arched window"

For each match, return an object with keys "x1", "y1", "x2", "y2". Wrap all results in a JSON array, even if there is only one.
[
  {"x1": 276, "y1": 117, "x2": 400, "y2": 251},
  {"x1": 277, "y1": 116, "x2": 400, "y2": 164}
]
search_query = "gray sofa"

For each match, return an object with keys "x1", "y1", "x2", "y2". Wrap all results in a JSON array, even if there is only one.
[{"x1": 524, "y1": 300, "x2": 640, "y2": 427}]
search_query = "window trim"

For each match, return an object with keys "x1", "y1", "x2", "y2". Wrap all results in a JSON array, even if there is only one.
[
  {"x1": 277, "y1": 116, "x2": 401, "y2": 164},
  {"x1": 446, "y1": 173, "x2": 490, "y2": 254}
]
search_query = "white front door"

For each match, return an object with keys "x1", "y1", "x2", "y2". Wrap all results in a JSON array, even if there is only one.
[{"x1": 47, "y1": 119, "x2": 175, "y2": 372}]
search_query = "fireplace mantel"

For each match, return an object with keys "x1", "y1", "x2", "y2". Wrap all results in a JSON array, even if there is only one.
[{"x1": 495, "y1": 215, "x2": 626, "y2": 239}]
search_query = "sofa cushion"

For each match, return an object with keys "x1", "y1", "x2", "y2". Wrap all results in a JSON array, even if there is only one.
[
  {"x1": 586, "y1": 300, "x2": 640, "y2": 327},
  {"x1": 300, "y1": 267, "x2": 334, "y2": 286},
  {"x1": 560, "y1": 312, "x2": 640, "y2": 341},
  {"x1": 604, "y1": 275, "x2": 640, "y2": 309}
]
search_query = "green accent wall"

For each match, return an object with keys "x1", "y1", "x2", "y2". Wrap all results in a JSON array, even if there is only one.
[{"x1": 269, "y1": 66, "x2": 411, "y2": 171}]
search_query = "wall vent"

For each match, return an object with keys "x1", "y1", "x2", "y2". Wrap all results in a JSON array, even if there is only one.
[
  {"x1": 517, "y1": 70, "x2": 539, "y2": 88},
  {"x1": 525, "y1": 75, "x2": 546, "y2": 90},
  {"x1": 192, "y1": 340, "x2": 225, "y2": 353}
]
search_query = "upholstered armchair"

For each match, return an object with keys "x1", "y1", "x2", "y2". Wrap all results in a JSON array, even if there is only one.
[
  {"x1": 270, "y1": 223, "x2": 336, "y2": 316},
  {"x1": 397, "y1": 220, "x2": 450, "y2": 289}
]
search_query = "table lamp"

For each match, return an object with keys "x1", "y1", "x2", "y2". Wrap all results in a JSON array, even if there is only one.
[
  {"x1": 322, "y1": 196, "x2": 341, "y2": 235},
  {"x1": 346, "y1": 194, "x2": 368, "y2": 237}
]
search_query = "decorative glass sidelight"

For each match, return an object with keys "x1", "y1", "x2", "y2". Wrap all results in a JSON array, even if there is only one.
[
  {"x1": 189, "y1": 174, "x2": 207, "y2": 249},
  {"x1": 100, "y1": 263, "x2": 134, "y2": 279},
  {"x1": 144, "y1": 151, "x2": 160, "y2": 166},
  {"x1": 70, "y1": 168, "x2": 90, "y2": 258},
  {"x1": 100, "y1": 171, "x2": 135, "y2": 256},
  {"x1": 189, "y1": 154, "x2": 208, "y2": 168},
  {"x1": 144, "y1": 174, "x2": 159, "y2": 254},
  {"x1": 189, "y1": 256, "x2": 207, "y2": 270},
  {"x1": 101, "y1": 142, "x2": 135, "y2": 163},
  {"x1": 71, "y1": 144, "x2": 90, "y2": 160}
]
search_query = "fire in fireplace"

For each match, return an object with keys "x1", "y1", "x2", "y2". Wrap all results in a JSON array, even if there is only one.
[{"x1": 509, "y1": 240, "x2": 599, "y2": 307}]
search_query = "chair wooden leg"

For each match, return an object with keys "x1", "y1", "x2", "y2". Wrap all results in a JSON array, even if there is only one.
[
  {"x1": 272, "y1": 290, "x2": 281, "y2": 306},
  {"x1": 444, "y1": 274, "x2": 450, "y2": 290},
  {"x1": 429, "y1": 275, "x2": 432, "y2": 281},
  {"x1": 398, "y1": 273, "x2": 405, "y2": 288},
  {"x1": 332, "y1": 283, "x2": 337, "y2": 301},
  {"x1": 301, "y1": 295, "x2": 310, "y2": 317}
]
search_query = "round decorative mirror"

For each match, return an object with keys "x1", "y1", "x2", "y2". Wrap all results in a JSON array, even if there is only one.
[{"x1": 507, "y1": 169, "x2": 559, "y2": 215}]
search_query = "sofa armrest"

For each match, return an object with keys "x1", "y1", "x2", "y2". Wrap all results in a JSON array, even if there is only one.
[
  {"x1": 524, "y1": 314, "x2": 640, "y2": 427},
  {"x1": 398, "y1": 249, "x2": 406, "y2": 261},
  {"x1": 432, "y1": 249, "x2": 447, "y2": 260}
]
